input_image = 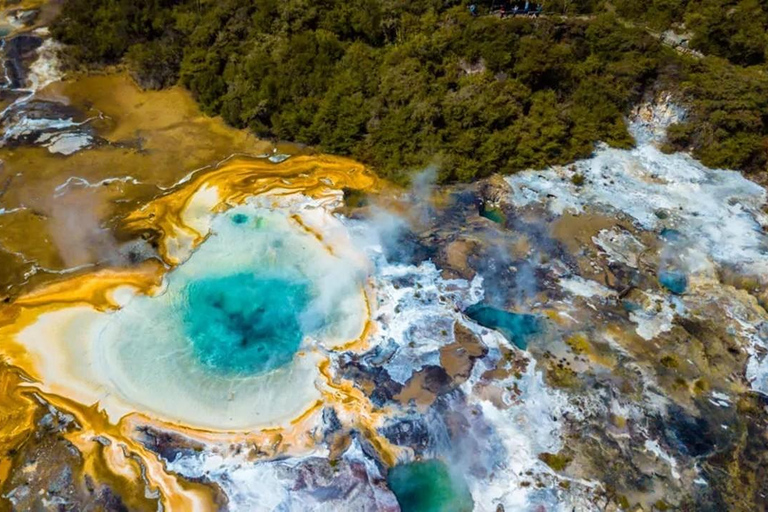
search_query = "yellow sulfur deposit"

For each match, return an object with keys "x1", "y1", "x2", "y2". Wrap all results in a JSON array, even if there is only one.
[{"x1": 0, "y1": 143, "x2": 384, "y2": 509}]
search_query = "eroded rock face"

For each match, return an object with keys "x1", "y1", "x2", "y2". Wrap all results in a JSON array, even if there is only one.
[
  {"x1": 2, "y1": 33, "x2": 42, "y2": 89},
  {"x1": 0, "y1": 99, "x2": 94, "y2": 150},
  {"x1": 2, "y1": 409, "x2": 133, "y2": 512},
  {"x1": 0, "y1": 18, "x2": 97, "y2": 157}
]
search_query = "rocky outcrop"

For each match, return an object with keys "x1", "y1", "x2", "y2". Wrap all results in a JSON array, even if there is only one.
[{"x1": 2, "y1": 33, "x2": 41, "y2": 89}]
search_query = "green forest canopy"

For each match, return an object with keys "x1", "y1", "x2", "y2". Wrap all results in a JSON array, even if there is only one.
[{"x1": 52, "y1": 0, "x2": 768, "y2": 183}]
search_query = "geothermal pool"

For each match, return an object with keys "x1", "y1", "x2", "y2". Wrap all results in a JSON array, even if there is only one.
[{"x1": 9, "y1": 189, "x2": 373, "y2": 432}]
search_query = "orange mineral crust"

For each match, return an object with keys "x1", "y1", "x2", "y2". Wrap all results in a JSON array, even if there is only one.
[{"x1": 0, "y1": 152, "x2": 387, "y2": 509}]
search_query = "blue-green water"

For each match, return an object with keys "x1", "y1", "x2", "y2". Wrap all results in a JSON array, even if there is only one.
[
  {"x1": 479, "y1": 204, "x2": 506, "y2": 224},
  {"x1": 659, "y1": 228, "x2": 683, "y2": 243},
  {"x1": 622, "y1": 300, "x2": 641, "y2": 312},
  {"x1": 465, "y1": 304, "x2": 540, "y2": 349},
  {"x1": 659, "y1": 270, "x2": 687, "y2": 294},
  {"x1": 232, "y1": 213, "x2": 249, "y2": 225},
  {"x1": 387, "y1": 460, "x2": 473, "y2": 512},
  {"x1": 183, "y1": 273, "x2": 311, "y2": 376}
]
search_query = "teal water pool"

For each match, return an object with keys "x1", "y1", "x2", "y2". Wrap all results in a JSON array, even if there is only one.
[
  {"x1": 465, "y1": 304, "x2": 540, "y2": 349},
  {"x1": 387, "y1": 460, "x2": 473, "y2": 512},
  {"x1": 659, "y1": 270, "x2": 687, "y2": 295},
  {"x1": 183, "y1": 273, "x2": 311, "y2": 376}
]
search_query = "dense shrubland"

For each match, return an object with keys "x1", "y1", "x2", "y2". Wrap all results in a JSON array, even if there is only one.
[{"x1": 52, "y1": 0, "x2": 768, "y2": 182}]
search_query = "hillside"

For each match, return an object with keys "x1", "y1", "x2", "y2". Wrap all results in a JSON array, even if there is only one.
[{"x1": 51, "y1": 0, "x2": 768, "y2": 182}]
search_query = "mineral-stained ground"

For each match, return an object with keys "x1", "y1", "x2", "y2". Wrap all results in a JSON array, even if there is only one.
[{"x1": 1, "y1": 3, "x2": 768, "y2": 512}]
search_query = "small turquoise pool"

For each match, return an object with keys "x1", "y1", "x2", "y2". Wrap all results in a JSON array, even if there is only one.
[
  {"x1": 659, "y1": 228, "x2": 683, "y2": 243},
  {"x1": 231, "y1": 213, "x2": 249, "y2": 225},
  {"x1": 659, "y1": 270, "x2": 687, "y2": 295},
  {"x1": 387, "y1": 460, "x2": 473, "y2": 512},
  {"x1": 465, "y1": 304, "x2": 540, "y2": 349},
  {"x1": 479, "y1": 203, "x2": 506, "y2": 224}
]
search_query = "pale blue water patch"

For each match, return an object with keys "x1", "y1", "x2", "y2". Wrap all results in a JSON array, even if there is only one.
[
  {"x1": 659, "y1": 228, "x2": 683, "y2": 243},
  {"x1": 464, "y1": 304, "x2": 540, "y2": 350},
  {"x1": 183, "y1": 273, "x2": 311, "y2": 376},
  {"x1": 659, "y1": 270, "x2": 687, "y2": 295},
  {"x1": 387, "y1": 460, "x2": 473, "y2": 512}
]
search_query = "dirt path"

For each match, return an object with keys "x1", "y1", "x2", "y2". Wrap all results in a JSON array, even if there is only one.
[{"x1": 483, "y1": 8, "x2": 704, "y2": 59}]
